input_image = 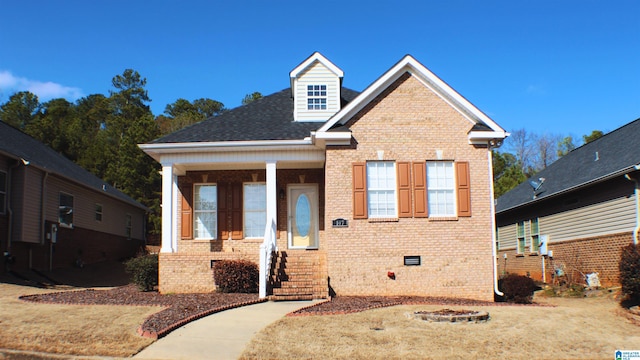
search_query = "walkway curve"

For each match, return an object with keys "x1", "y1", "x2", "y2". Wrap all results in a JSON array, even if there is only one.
[{"x1": 133, "y1": 300, "x2": 317, "y2": 360}]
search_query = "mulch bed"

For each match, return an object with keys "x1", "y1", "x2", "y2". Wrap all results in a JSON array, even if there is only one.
[{"x1": 20, "y1": 285, "x2": 544, "y2": 338}]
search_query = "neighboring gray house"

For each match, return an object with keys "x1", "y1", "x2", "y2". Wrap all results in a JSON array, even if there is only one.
[
  {"x1": 495, "y1": 118, "x2": 640, "y2": 286},
  {"x1": 0, "y1": 121, "x2": 147, "y2": 272}
]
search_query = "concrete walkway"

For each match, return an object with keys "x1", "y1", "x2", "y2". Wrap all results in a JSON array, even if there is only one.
[{"x1": 133, "y1": 300, "x2": 316, "y2": 360}]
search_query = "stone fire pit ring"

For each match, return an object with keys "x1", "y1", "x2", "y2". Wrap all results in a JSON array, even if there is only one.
[{"x1": 409, "y1": 309, "x2": 489, "y2": 323}]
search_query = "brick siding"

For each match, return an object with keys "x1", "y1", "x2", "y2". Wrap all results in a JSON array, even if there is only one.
[{"x1": 324, "y1": 73, "x2": 495, "y2": 301}]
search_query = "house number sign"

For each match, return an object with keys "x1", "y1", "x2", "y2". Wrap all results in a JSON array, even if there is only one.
[{"x1": 332, "y1": 218, "x2": 349, "y2": 228}]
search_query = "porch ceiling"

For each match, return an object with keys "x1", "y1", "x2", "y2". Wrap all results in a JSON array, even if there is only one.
[{"x1": 173, "y1": 160, "x2": 325, "y2": 174}]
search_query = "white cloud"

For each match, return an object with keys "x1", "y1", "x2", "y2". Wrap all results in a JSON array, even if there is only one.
[{"x1": 0, "y1": 70, "x2": 83, "y2": 101}]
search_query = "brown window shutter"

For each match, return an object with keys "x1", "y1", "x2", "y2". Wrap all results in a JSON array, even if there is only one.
[
  {"x1": 231, "y1": 183, "x2": 243, "y2": 239},
  {"x1": 456, "y1": 161, "x2": 472, "y2": 217},
  {"x1": 397, "y1": 162, "x2": 412, "y2": 218},
  {"x1": 412, "y1": 162, "x2": 428, "y2": 217},
  {"x1": 352, "y1": 162, "x2": 368, "y2": 219},
  {"x1": 218, "y1": 183, "x2": 229, "y2": 240},
  {"x1": 180, "y1": 185, "x2": 193, "y2": 239}
]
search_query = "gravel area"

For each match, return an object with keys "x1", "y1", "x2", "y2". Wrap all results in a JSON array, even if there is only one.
[
  {"x1": 19, "y1": 284, "x2": 544, "y2": 338},
  {"x1": 20, "y1": 284, "x2": 262, "y2": 338}
]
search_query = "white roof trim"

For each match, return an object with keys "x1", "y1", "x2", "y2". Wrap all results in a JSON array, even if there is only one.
[
  {"x1": 317, "y1": 55, "x2": 506, "y2": 136},
  {"x1": 289, "y1": 52, "x2": 344, "y2": 79}
]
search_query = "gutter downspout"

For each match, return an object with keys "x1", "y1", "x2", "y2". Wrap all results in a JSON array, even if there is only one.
[
  {"x1": 488, "y1": 145, "x2": 504, "y2": 297},
  {"x1": 624, "y1": 165, "x2": 640, "y2": 245},
  {"x1": 40, "y1": 172, "x2": 50, "y2": 270}
]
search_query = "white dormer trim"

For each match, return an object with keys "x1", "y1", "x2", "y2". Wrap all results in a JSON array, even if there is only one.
[
  {"x1": 317, "y1": 55, "x2": 507, "y2": 144},
  {"x1": 290, "y1": 52, "x2": 344, "y2": 85},
  {"x1": 290, "y1": 52, "x2": 344, "y2": 122}
]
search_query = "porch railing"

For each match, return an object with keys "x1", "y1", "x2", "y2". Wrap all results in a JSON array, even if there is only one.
[{"x1": 259, "y1": 218, "x2": 277, "y2": 298}]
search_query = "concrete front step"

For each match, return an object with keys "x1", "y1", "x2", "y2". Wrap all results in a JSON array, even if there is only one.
[{"x1": 268, "y1": 294, "x2": 315, "y2": 301}]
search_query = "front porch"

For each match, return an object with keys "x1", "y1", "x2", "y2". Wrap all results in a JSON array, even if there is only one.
[{"x1": 156, "y1": 161, "x2": 329, "y2": 298}]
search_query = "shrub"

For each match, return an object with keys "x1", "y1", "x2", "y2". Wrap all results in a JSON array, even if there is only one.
[
  {"x1": 619, "y1": 243, "x2": 640, "y2": 304},
  {"x1": 125, "y1": 254, "x2": 158, "y2": 292},
  {"x1": 498, "y1": 274, "x2": 537, "y2": 304},
  {"x1": 213, "y1": 260, "x2": 259, "y2": 293}
]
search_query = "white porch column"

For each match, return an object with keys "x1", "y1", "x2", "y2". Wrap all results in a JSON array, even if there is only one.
[
  {"x1": 161, "y1": 164, "x2": 177, "y2": 253},
  {"x1": 265, "y1": 161, "x2": 278, "y2": 235}
]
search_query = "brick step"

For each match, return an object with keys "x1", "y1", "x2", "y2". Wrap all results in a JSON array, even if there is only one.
[
  {"x1": 269, "y1": 294, "x2": 315, "y2": 301},
  {"x1": 276, "y1": 280, "x2": 315, "y2": 288},
  {"x1": 272, "y1": 287, "x2": 313, "y2": 295}
]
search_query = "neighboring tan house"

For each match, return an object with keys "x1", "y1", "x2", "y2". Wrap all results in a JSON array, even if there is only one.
[
  {"x1": 496, "y1": 118, "x2": 640, "y2": 286},
  {"x1": 0, "y1": 121, "x2": 147, "y2": 273},
  {"x1": 141, "y1": 52, "x2": 508, "y2": 301}
]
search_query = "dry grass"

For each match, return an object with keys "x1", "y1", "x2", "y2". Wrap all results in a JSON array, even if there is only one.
[
  {"x1": 241, "y1": 295, "x2": 640, "y2": 360},
  {"x1": 0, "y1": 282, "x2": 158, "y2": 357}
]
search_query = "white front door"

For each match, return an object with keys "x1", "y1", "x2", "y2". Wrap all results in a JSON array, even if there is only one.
[{"x1": 288, "y1": 184, "x2": 319, "y2": 249}]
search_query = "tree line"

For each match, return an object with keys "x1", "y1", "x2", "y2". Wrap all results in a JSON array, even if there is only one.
[
  {"x1": 0, "y1": 69, "x2": 262, "y2": 235},
  {"x1": 0, "y1": 67, "x2": 603, "y2": 235},
  {"x1": 493, "y1": 128, "x2": 603, "y2": 198}
]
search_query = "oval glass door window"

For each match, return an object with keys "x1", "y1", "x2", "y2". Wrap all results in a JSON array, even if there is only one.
[{"x1": 295, "y1": 194, "x2": 311, "y2": 237}]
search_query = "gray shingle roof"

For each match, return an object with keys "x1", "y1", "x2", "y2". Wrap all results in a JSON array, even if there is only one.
[
  {"x1": 151, "y1": 87, "x2": 360, "y2": 143},
  {"x1": 0, "y1": 121, "x2": 147, "y2": 210},
  {"x1": 496, "y1": 117, "x2": 640, "y2": 213}
]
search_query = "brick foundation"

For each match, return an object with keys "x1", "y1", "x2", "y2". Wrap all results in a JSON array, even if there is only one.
[{"x1": 497, "y1": 232, "x2": 632, "y2": 286}]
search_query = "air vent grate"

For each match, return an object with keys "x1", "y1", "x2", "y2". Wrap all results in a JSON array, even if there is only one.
[{"x1": 404, "y1": 256, "x2": 421, "y2": 266}]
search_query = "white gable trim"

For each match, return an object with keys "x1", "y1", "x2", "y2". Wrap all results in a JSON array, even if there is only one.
[
  {"x1": 317, "y1": 55, "x2": 506, "y2": 141},
  {"x1": 290, "y1": 52, "x2": 344, "y2": 80}
]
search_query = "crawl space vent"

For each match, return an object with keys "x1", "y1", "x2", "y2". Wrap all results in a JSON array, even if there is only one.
[{"x1": 404, "y1": 256, "x2": 421, "y2": 266}]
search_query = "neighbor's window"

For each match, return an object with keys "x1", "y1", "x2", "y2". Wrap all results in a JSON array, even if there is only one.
[
  {"x1": 194, "y1": 184, "x2": 217, "y2": 239},
  {"x1": 126, "y1": 214, "x2": 132, "y2": 239},
  {"x1": 0, "y1": 171, "x2": 6, "y2": 214},
  {"x1": 307, "y1": 84, "x2": 327, "y2": 110},
  {"x1": 426, "y1": 161, "x2": 455, "y2": 216},
  {"x1": 516, "y1": 221, "x2": 525, "y2": 254},
  {"x1": 530, "y1": 218, "x2": 540, "y2": 253},
  {"x1": 95, "y1": 203, "x2": 103, "y2": 222},
  {"x1": 244, "y1": 183, "x2": 266, "y2": 238},
  {"x1": 366, "y1": 161, "x2": 397, "y2": 217},
  {"x1": 59, "y1": 192, "x2": 74, "y2": 227}
]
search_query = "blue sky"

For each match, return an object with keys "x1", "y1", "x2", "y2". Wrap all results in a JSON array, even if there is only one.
[{"x1": 1, "y1": 0, "x2": 638, "y2": 143}]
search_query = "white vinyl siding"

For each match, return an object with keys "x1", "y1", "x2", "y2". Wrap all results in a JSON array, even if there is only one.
[
  {"x1": 294, "y1": 61, "x2": 341, "y2": 121},
  {"x1": 497, "y1": 195, "x2": 636, "y2": 250},
  {"x1": 194, "y1": 184, "x2": 217, "y2": 239},
  {"x1": 244, "y1": 183, "x2": 266, "y2": 238},
  {"x1": 541, "y1": 195, "x2": 635, "y2": 242},
  {"x1": 366, "y1": 161, "x2": 397, "y2": 218}
]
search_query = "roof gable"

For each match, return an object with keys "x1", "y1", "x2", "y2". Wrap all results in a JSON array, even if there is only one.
[
  {"x1": 0, "y1": 121, "x2": 146, "y2": 210},
  {"x1": 289, "y1": 52, "x2": 344, "y2": 80},
  {"x1": 496, "y1": 118, "x2": 640, "y2": 213},
  {"x1": 316, "y1": 55, "x2": 507, "y2": 145}
]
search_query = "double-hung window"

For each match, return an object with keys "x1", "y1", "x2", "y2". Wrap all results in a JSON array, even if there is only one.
[
  {"x1": 366, "y1": 161, "x2": 397, "y2": 218},
  {"x1": 95, "y1": 203, "x2": 103, "y2": 222},
  {"x1": 516, "y1": 221, "x2": 526, "y2": 254},
  {"x1": 530, "y1": 218, "x2": 540, "y2": 253},
  {"x1": 194, "y1": 184, "x2": 217, "y2": 239},
  {"x1": 307, "y1": 84, "x2": 327, "y2": 110},
  {"x1": 0, "y1": 171, "x2": 6, "y2": 214},
  {"x1": 244, "y1": 183, "x2": 266, "y2": 238},
  {"x1": 426, "y1": 161, "x2": 455, "y2": 217},
  {"x1": 59, "y1": 192, "x2": 74, "y2": 227}
]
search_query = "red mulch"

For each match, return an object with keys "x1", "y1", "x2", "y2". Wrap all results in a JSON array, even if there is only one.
[{"x1": 20, "y1": 285, "x2": 542, "y2": 338}]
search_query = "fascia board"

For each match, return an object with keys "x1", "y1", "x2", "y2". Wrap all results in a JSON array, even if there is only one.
[
  {"x1": 318, "y1": 55, "x2": 506, "y2": 134},
  {"x1": 139, "y1": 139, "x2": 313, "y2": 153},
  {"x1": 289, "y1": 52, "x2": 344, "y2": 79},
  {"x1": 468, "y1": 131, "x2": 509, "y2": 144},
  {"x1": 497, "y1": 164, "x2": 640, "y2": 214}
]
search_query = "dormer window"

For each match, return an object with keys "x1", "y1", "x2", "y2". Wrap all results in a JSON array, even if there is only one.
[{"x1": 307, "y1": 85, "x2": 327, "y2": 110}]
